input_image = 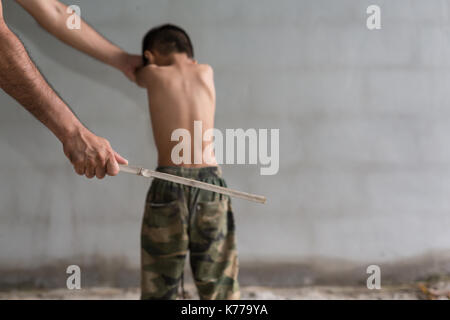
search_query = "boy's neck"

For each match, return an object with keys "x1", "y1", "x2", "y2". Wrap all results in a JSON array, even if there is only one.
[{"x1": 164, "y1": 53, "x2": 194, "y2": 66}]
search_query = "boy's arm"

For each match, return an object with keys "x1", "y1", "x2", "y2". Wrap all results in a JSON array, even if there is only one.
[
  {"x1": 15, "y1": 0, "x2": 141, "y2": 82},
  {"x1": 0, "y1": 3, "x2": 127, "y2": 179}
]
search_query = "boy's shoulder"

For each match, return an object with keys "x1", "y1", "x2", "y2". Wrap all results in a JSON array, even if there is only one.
[
  {"x1": 136, "y1": 64, "x2": 165, "y2": 87},
  {"x1": 194, "y1": 63, "x2": 214, "y2": 82},
  {"x1": 197, "y1": 63, "x2": 213, "y2": 70},
  {"x1": 196, "y1": 63, "x2": 214, "y2": 75}
]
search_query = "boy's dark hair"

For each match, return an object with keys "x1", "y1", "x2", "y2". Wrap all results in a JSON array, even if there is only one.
[{"x1": 142, "y1": 24, "x2": 194, "y2": 65}]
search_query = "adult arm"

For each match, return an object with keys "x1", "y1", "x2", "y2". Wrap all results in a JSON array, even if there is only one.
[
  {"x1": 15, "y1": 0, "x2": 141, "y2": 82},
  {"x1": 0, "y1": 3, "x2": 127, "y2": 179}
]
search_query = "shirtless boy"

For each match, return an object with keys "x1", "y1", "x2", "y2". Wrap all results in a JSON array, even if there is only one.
[{"x1": 136, "y1": 24, "x2": 240, "y2": 300}]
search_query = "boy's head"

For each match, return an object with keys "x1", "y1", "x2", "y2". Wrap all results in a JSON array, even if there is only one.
[{"x1": 142, "y1": 24, "x2": 194, "y2": 66}]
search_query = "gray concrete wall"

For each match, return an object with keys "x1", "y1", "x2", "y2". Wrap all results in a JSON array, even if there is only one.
[{"x1": 1, "y1": 0, "x2": 450, "y2": 286}]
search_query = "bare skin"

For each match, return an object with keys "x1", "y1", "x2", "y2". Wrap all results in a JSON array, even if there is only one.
[
  {"x1": 15, "y1": 0, "x2": 141, "y2": 82},
  {"x1": 136, "y1": 51, "x2": 217, "y2": 167},
  {"x1": 0, "y1": 0, "x2": 138, "y2": 178}
]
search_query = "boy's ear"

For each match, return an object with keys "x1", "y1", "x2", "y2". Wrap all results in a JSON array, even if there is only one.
[{"x1": 144, "y1": 50, "x2": 154, "y2": 64}]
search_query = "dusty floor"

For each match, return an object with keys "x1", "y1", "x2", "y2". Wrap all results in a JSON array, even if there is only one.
[{"x1": 1, "y1": 281, "x2": 449, "y2": 300}]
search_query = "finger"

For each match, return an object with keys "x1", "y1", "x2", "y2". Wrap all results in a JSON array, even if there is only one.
[
  {"x1": 95, "y1": 165, "x2": 106, "y2": 179},
  {"x1": 74, "y1": 160, "x2": 85, "y2": 176},
  {"x1": 114, "y1": 151, "x2": 128, "y2": 165},
  {"x1": 106, "y1": 155, "x2": 120, "y2": 176},
  {"x1": 85, "y1": 161, "x2": 96, "y2": 179},
  {"x1": 94, "y1": 150, "x2": 108, "y2": 179}
]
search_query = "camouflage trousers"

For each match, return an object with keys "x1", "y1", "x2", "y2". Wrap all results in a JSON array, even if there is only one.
[{"x1": 140, "y1": 166, "x2": 240, "y2": 300}]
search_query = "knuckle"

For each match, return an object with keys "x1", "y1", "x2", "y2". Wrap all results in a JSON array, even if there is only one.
[
  {"x1": 75, "y1": 156, "x2": 86, "y2": 165},
  {"x1": 96, "y1": 152, "x2": 107, "y2": 164},
  {"x1": 106, "y1": 152, "x2": 115, "y2": 161},
  {"x1": 72, "y1": 156, "x2": 83, "y2": 164},
  {"x1": 101, "y1": 138, "x2": 111, "y2": 148},
  {"x1": 75, "y1": 162, "x2": 84, "y2": 169}
]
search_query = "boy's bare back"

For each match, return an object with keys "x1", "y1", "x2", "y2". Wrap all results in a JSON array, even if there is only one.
[{"x1": 137, "y1": 57, "x2": 217, "y2": 167}]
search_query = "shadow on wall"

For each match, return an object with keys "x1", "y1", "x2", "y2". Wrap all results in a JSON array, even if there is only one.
[{"x1": 3, "y1": 1, "x2": 144, "y2": 111}]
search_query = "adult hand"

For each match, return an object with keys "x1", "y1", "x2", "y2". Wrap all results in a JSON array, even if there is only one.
[
  {"x1": 62, "y1": 127, "x2": 128, "y2": 179},
  {"x1": 117, "y1": 53, "x2": 142, "y2": 83}
]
